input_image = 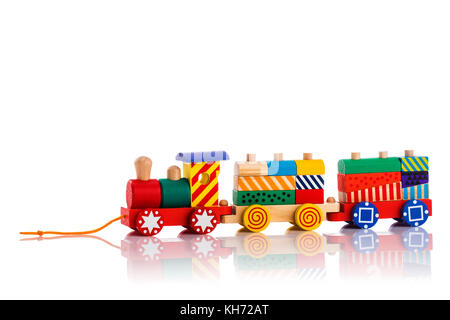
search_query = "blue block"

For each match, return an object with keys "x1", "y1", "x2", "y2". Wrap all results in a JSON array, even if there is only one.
[{"x1": 267, "y1": 160, "x2": 297, "y2": 176}]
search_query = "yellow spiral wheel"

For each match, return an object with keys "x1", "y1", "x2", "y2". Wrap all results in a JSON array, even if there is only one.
[
  {"x1": 243, "y1": 204, "x2": 271, "y2": 233},
  {"x1": 295, "y1": 231, "x2": 324, "y2": 256},
  {"x1": 294, "y1": 204, "x2": 323, "y2": 231},
  {"x1": 243, "y1": 233, "x2": 270, "y2": 258}
]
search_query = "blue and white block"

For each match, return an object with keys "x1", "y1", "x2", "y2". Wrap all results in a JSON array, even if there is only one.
[
  {"x1": 267, "y1": 160, "x2": 297, "y2": 176},
  {"x1": 295, "y1": 175, "x2": 324, "y2": 190}
]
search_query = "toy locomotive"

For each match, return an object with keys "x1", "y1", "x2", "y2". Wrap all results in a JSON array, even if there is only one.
[{"x1": 120, "y1": 150, "x2": 432, "y2": 236}]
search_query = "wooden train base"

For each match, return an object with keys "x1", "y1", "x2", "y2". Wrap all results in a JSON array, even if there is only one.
[{"x1": 221, "y1": 199, "x2": 340, "y2": 232}]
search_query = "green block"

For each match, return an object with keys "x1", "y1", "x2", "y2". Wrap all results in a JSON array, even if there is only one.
[
  {"x1": 338, "y1": 157, "x2": 401, "y2": 174},
  {"x1": 159, "y1": 178, "x2": 191, "y2": 208},
  {"x1": 233, "y1": 189, "x2": 295, "y2": 206}
]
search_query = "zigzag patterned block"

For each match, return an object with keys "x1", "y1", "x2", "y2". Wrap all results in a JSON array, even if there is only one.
[
  {"x1": 403, "y1": 183, "x2": 429, "y2": 200},
  {"x1": 401, "y1": 171, "x2": 429, "y2": 187},
  {"x1": 401, "y1": 156, "x2": 429, "y2": 172},
  {"x1": 295, "y1": 175, "x2": 324, "y2": 190},
  {"x1": 234, "y1": 175, "x2": 295, "y2": 191},
  {"x1": 338, "y1": 182, "x2": 402, "y2": 203}
]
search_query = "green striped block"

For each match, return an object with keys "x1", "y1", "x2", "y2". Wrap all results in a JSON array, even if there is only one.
[
  {"x1": 233, "y1": 189, "x2": 295, "y2": 206},
  {"x1": 338, "y1": 157, "x2": 401, "y2": 174}
]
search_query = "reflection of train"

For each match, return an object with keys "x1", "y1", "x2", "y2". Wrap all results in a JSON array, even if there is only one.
[
  {"x1": 219, "y1": 229, "x2": 338, "y2": 280},
  {"x1": 121, "y1": 231, "x2": 232, "y2": 282},
  {"x1": 325, "y1": 225, "x2": 432, "y2": 279},
  {"x1": 121, "y1": 150, "x2": 432, "y2": 236}
]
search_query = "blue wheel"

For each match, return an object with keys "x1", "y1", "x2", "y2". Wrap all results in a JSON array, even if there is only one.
[
  {"x1": 351, "y1": 229, "x2": 379, "y2": 254},
  {"x1": 400, "y1": 200, "x2": 429, "y2": 227},
  {"x1": 401, "y1": 227, "x2": 429, "y2": 252},
  {"x1": 351, "y1": 202, "x2": 379, "y2": 229}
]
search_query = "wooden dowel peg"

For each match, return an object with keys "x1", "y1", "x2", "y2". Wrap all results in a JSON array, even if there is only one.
[
  {"x1": 135, "y1": 156, "x2": 152, "y2": 181},
  {"x1": 246, "y1": 153, "x2": 256, "y2": 162},
  {"x1": 167, "y1": 165, "x2": 181, "y2": 181},
  {"x1": 303, "y1": 153, "x2": 313, "y2": 160},
  {"x1": 379, "y1": 151, "x2": 388, "y2": 159},
  {"x1": 351, "y1": 152, "x2": 361, "y2": 160},
  {"x1": 274, "y1": 153, "x2": 284, "y2": 161},
  {"x1": 405, "y1": 150, "x2": 414, "y2": 157}
]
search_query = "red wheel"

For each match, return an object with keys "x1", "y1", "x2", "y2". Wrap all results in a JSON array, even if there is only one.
[
  {"x1": 135, "y1": 210, "x2": 164, "y2": 236},
  {"x1": 189, "y1": 208, "x2": 219, "y2": 234}
]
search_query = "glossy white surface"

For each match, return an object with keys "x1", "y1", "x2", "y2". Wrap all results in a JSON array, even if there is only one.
[{"x1": 1, "y1": 0, "x2": 449, "y2": 299}]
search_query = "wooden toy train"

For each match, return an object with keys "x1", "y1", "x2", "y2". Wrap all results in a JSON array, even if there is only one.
[{"x1": 121, "y1": 150, "x2": 432, "y2": 236}]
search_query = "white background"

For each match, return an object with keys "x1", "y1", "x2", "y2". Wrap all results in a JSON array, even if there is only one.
[{"x1": 1, "y1": 0, "x2": 449, "y2": 299}]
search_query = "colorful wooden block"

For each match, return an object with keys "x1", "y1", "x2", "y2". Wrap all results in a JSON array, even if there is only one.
[
  {"x1": 295, "y1": 175, "x2": 324, "y2": 190},
  {"x1": 234, "y1": 175, "x2": 295, "y2": 191},
  {"x1": 126, "y1": 179, "x2": 162, "y2": 209},
  {"x1": 400, "y1": 156, "x2": 429, "y2": 172},
  {"x1": 267, "y1": 160, "x2": 297, "y2": 176},
  {"x1": 295, "y1": 160, "x2": 325, "y2": 175},
  {"x1": 183, "y1": 162, "x2": 220, "y2": 207},
  {"x1": 338, "y1": 182, "x2": 402, "y2": 203},
  {"x1": 295, "y1": 189, "x2": 324, "y2": 204},
  {"x1": 159, "y1": 178, "x2": 191, "y2": 208},
  {"x1": 338, "y1": 157, "x2": 401, "y2": 174},
  {"x1": 401, "y1": 171, "x2": 429, "y2": 187},
  {"x1": 233, "y1": 190, "x2": 295, "y2": 206},
  {"x1": 337, "y1": 172, "x2": 401, "y2": 193},
  {"x1": 403, "y1": 183, "x2": 429, "y2": 200},
  {"x1": 234, "y1": 161, "x2": 268, "y2": 176}
]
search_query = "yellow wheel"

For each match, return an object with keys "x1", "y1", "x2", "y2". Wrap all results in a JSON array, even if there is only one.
[
  {"x1": 243, "y1": 233, "x2": 270, "y2": 258},
  {"x1": 295, "y1": 231, "x2": 323, "y2": 256},
  {"x1": 243, "y1": 204, "x2": 271, "y2": 233},
  {"x1": 294, "y1": 203, "x2": 323, "y2": 231}
]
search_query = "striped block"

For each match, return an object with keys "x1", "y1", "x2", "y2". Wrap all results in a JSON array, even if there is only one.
[
  {"x1": 267, "y1": 161, "x2": 297, "y2": 176},
  {"x1": 402, "y1": 183, "x2": 429, "y2": 200},
  {"x1": 401, "y1": 171, "x2": 429, "y2": 187},
  {"x1": 295, "y1": 189, "x2": 324, "y2": 204},
  {"x1": 234, "y1": 175, "x2": 295, "y2": 191},
  {"x1": 400, "y1": 156, "x2": 429, "y2": 172},
  {"x1": 337, "y1": 172, "x2": 401, "y2": 193},
  {"x1": 184, "y1": 161, "x2": 220, "y2": 207},
  {"x1": 233, "y1": 190, "x2": 295, "y2": 206},
  {"x1": 338, "y1": 182, "x2": 402, "y2": 203},
  {"x1": 295, "y1": 160, "x2": 325, "y2": 175},
  {"x1": 295, "y1": 175, "x2": 324, "y2": 190}
]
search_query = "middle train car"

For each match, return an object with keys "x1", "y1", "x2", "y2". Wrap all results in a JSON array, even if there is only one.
[{"x1": 120, "y1": 150, "x2": 432, "y2": 236}]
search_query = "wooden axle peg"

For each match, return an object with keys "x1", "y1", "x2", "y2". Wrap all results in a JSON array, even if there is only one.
[
  {"x1": 135, "y1": 156, "x2": 152, "y2": 181},
  {"x1": 219, "y1": 199, "x2": 229, "y2": 206},
  {"x1": 326, "y1": 197, "x2": 336, "y2": 203},
  {"x1": 303, "y1": 153, "x2": 313, "y2": 160}
]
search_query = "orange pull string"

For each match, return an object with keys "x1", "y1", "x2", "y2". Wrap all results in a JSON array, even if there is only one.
[{"x1": 20, "y1": 215, "x2": 124, "y2": 237}]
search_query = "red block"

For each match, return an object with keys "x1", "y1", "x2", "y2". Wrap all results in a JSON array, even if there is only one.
[
  {"x1": 338, "y1": 172, "x2": 401, "y2": 193},
  {"x1": 295, "y1": 189, "x2": 324, "y2": 204},
  {"x1": 126, "y1": 179, "x2": 161, "y2": 209}
]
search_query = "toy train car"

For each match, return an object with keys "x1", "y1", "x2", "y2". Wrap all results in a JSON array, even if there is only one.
[{"x1": 120, "y1": 150, "x2": 432, "y2": 236}]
